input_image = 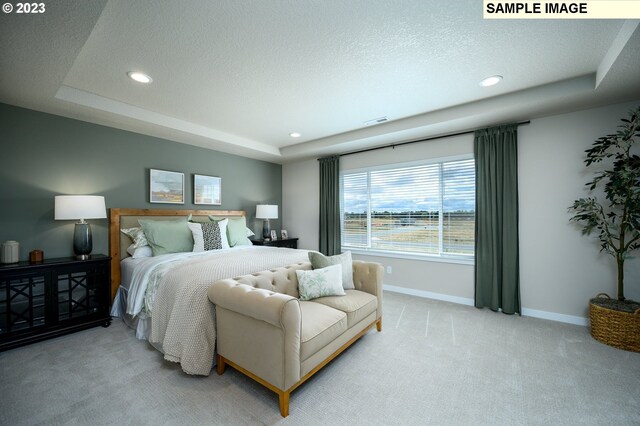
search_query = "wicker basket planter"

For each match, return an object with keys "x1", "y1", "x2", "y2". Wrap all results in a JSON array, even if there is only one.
[{"x1": 589, "y1": 294, "x2": 640, "y2": 352}]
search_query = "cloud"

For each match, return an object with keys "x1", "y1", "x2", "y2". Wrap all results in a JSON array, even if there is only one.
[{"x1": 342, "y1": 159, "x2": 475, "y2": 213}]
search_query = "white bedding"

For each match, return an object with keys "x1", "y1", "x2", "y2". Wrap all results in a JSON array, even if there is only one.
[
  {"x1": 126, "y1": 250, "x2": 221, "y2": 316},
  {"x1": 113, "y1": 246, "x2": 310, "y2": 375}
]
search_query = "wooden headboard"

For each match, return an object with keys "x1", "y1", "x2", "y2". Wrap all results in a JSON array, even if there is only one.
[{"x1": 108, "y1": 208, "x2": 246, "y2": 302}]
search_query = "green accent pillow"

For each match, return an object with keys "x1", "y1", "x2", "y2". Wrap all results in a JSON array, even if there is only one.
[
  {"x1": 226, "y1": 217, "x2": 252, "y2": 246},
  {"x1": 296, "y1": 264, "x2": 345, "y2": 301},
  {"x1": 308, "y1": 251, "x2": 354, "y2": 290},
  {"x1": 139, "y1": 219, "x2": 193, "y2": 256}
]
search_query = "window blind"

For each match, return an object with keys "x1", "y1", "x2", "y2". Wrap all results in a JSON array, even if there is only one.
[{"x1": 341, "y1": 158, "x2": 475, "y2": 258}]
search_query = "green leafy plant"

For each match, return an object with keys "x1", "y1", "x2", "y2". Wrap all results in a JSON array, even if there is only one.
[{"x1": 569, "y1": 107, "x2": 640, "y2": 301}]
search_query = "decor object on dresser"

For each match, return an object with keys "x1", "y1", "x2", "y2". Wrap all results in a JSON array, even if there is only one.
[
  {"x1": 55, "y1": 195, "x2": 107, "y2": 260},
  {"x1": 256, "y1": 204, "x2": 278, "y2": 239},
  {"x1": 281, "y1": 229, "x2": 288, "y2": 239},
  {"x1": 569, "y1": 106, "x2": 640, "y2": 352},
  {"x1": 193, "y1": 174, "x2": 221, "y2": 205},
  {"x1": 150, "y1": 169, "x2": 184, "y2": 204},
  {"x1": 209, "y1": 259, "x2": 383, "y2": 417},
  {"x1": 0, "y1": 254, "x2": 111, "y2": 351},
  {"x1": 1, "y1": 240, "x2": 19, "y2": 264}
]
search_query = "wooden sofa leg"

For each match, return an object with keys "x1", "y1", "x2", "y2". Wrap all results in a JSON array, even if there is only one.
[
  {"x1": 216, "y1": 355, "x2": 226, "y2": 375},
  {"x1": 279, "y1": 391, "x2": 290, "y2": 417},
  {"x1": 376, "y1": 318, "x2": 382, "y2": 332}
]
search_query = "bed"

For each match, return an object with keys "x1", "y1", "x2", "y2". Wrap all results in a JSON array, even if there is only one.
[{"x1": 108, "y1": 208, "x2": 309, "y2": 375}]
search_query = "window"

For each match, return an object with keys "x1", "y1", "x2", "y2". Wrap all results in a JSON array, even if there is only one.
[{"x1": 340, "y1": 157, "x2": 475, "y2": 260}]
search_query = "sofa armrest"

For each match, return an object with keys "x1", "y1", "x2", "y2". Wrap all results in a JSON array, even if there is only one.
[
  {"x1": 209, "y1": 279, "x2": 303, "y2": 390},
  {"x1": 209, "y1": 279, "x2": 300, "y2": 329},
  {"x1": 352, "y1": 260, "x2": 383, "y2": 319}
]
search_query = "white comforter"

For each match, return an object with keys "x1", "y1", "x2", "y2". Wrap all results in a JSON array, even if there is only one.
[{"x1": 123, "y1": 246, "x2": 309, "y2": 375}]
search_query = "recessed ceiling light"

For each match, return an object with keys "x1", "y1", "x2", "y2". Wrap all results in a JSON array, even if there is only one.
[
  {"x1": 127, "y1": 71, "x2": 152, "y2": 84},
  {"x1": 289, "y1": 132, "x2": 301, "y2": 138},
  {"x1": 480, "y1": 75, "x2": 503, "y2": 87}
]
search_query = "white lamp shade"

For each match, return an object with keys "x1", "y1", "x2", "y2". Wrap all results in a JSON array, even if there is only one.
[
  {"x1": 55, "y1": 195, "x2": 107, "y2": 220},
  {"x1": 256, "y1": 204, "x2": 278, "y2": 219}
]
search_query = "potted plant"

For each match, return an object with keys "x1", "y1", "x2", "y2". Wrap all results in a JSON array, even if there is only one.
[{"x1": 569, "y1": 106, "x2": 640, "y2": 352}]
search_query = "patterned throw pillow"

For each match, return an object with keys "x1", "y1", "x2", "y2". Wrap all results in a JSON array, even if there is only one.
[
  {"x1": 296, "y1": 264, "x2": 345, "y2": 301},
  {"x1": 308, "y1": 251, "x2": 354, "y2": 290},
  {"x1": 201, "y1": 222, "x2": 222, "y2": 251},
  {"x1": 121, "y1": 227, "x2": 149, "y2": 249}
]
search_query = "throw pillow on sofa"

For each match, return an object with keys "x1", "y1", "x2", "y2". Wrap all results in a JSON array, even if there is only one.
[
  {"x1": 308, "y1": 251, "x2": 354, "y2": 290},
  {"x1": 296, "y1": 264, "x2": 345, "y2": 301}
]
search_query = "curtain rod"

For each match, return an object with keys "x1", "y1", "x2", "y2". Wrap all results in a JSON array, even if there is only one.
[{"x1": 319, "y1": 120, "x2": 531, "y2": 159}]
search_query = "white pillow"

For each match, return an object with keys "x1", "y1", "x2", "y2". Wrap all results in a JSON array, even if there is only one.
[
  {"x1": 126, "y1": 244, "x2": 153, "y2": 258},
  {"x1": 296, "y1": 264, "x2": 345, "y2": 301},
  {"x1": 246, "y1": 227, "x2": 255, "y2": 237},
  {"x1": 188, "y1": 222, "x2": 205, "y2": 252},
  {"x1": 218, "y1": 219, "x2": 230, "y2": 249}
]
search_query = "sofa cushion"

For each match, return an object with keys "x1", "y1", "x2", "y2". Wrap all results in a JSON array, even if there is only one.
[
  {"x1": 313, "y1": 290, "x2": 377, "y2": 328},
  {"x1": 300, "y1": 301, "x2": 347, "y2": 361}
]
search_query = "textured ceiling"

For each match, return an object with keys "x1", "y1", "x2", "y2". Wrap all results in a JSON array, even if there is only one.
[{"x1": 1, "y1": 1, "x2": 639, "y2": 163}]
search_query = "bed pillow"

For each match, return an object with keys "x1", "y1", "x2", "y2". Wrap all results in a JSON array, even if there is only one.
[
  {"x1": 225, "y1": 216, "x2": 252, "y2": 246},
  {"x1": 121, "y1": 227, "x2": 149, "y2": 249},
  {"x1": 201, "y1": 222, "x2": 223, "y2": 250},
  {"x1": 187, "y1": 222, "x2": 205, "y2": 252},
  {"x1": 207, "y1": 217, "x2": 230, "y2": 249},
  {"x1": 139, "y1": 219, "x2": 193, "y2": 256},
  {"x1": 126, "y1": 244, "x2": 153, "y2": 258},
  {"x1": 296, "y1": 264, "x2": 345, "y2": 301},
  {"x1": 308, "y1": 251, "x2": 354, "y2": 290}
]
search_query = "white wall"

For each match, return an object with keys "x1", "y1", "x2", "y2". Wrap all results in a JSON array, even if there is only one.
[
  {"x1": 519, "y1": 101, "x2": 640, "y2": 319},
  {"x1": 282, "y1": 100, "x2": 640, "y2": 322},
  {"x1": 282, "y1": 158, "x2": 319, "y2": 251}
]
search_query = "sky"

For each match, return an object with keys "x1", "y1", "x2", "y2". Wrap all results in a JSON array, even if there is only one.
[{"x1": 342, "y1": 159, "x2": 475, "y2": 214}]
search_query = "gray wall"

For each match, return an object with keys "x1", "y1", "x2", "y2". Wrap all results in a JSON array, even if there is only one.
[{"x1": 0, "y1": 103, "x2": 282, "y2": 260}]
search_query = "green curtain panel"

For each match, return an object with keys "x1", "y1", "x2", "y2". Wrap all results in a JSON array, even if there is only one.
[
  {"x1": 319, "y1": 155, "x2": 341, "y2": 255},
  {"x1": 474, "y1": 124, "x2": 520, "y2": 314}
]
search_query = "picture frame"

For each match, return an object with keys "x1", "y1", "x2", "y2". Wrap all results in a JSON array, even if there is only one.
[
  {"x1": 194, "y1": 174, "x2": 222, "y2": 205},
  {"x1": 270, "y1": 230, "x2": 278, "y2": 241},
  {"x1": 150, "y1": 169, "x2": 184, "y2": 204},
  {"x1": 281, "y1": 230, "x2": 288, "y2": 239}
]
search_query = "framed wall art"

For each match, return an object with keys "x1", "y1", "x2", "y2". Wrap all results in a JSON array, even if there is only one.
[
  {"x1": 194, "y1": 174, "x2": 222, "y2": 205},
  {"x1": 150, "y1": 169, "x2": 184, "y2": 204}
]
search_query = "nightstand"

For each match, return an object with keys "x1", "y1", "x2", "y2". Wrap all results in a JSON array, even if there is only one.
[
  {"x1": 251, "y1": 238, "x2": 299, "y2": 249},
  {"x1": 0, "y1": 254, "x2": 111, "y2": 351}
]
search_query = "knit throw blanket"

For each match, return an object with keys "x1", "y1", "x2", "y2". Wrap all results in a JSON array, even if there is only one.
[{"x1": 149, "y1": 246, "x2": 309, "y2": 375}]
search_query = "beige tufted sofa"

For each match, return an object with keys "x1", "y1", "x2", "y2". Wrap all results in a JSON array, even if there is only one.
[{"x1": 208, "y1": 260, "x2": 383, "y2": 417}]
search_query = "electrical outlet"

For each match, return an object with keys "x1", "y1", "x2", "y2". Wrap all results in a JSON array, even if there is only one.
[{"x1": 386, "y1": 266, "x2": 392, "y2": 274}]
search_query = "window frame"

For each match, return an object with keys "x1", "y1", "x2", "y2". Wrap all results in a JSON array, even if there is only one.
[{"x1": 340, "y1": 154, "x2": 475, "y2": 265}]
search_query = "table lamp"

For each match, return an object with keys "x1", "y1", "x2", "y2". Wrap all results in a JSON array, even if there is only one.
[
  {"x1": 256, "y1": 204, "x2": 278, "y2": 240},
  {"x1": 55, "y1": 195, "x2": 106, "y2": 260}
]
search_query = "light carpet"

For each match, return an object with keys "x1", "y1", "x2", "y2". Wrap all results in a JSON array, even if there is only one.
[{"x1": 1, "y1": 291, "x2": 639, "y2": 425}]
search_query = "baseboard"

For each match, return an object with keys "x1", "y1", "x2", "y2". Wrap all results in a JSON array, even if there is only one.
[
  {"x1": 383, "y1": 284, "x2": 589, "y2": 326},
  {"x1": 520, "y1": 308, "x2": 588, "y2": 326},
  {"x1": 383, "y1": 284, "x2": 474, "y2": 306}
]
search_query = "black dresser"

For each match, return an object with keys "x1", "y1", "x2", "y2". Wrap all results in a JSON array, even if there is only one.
[{"x1": 0, "y1": 254, "x2": 111, "y2": 351}]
